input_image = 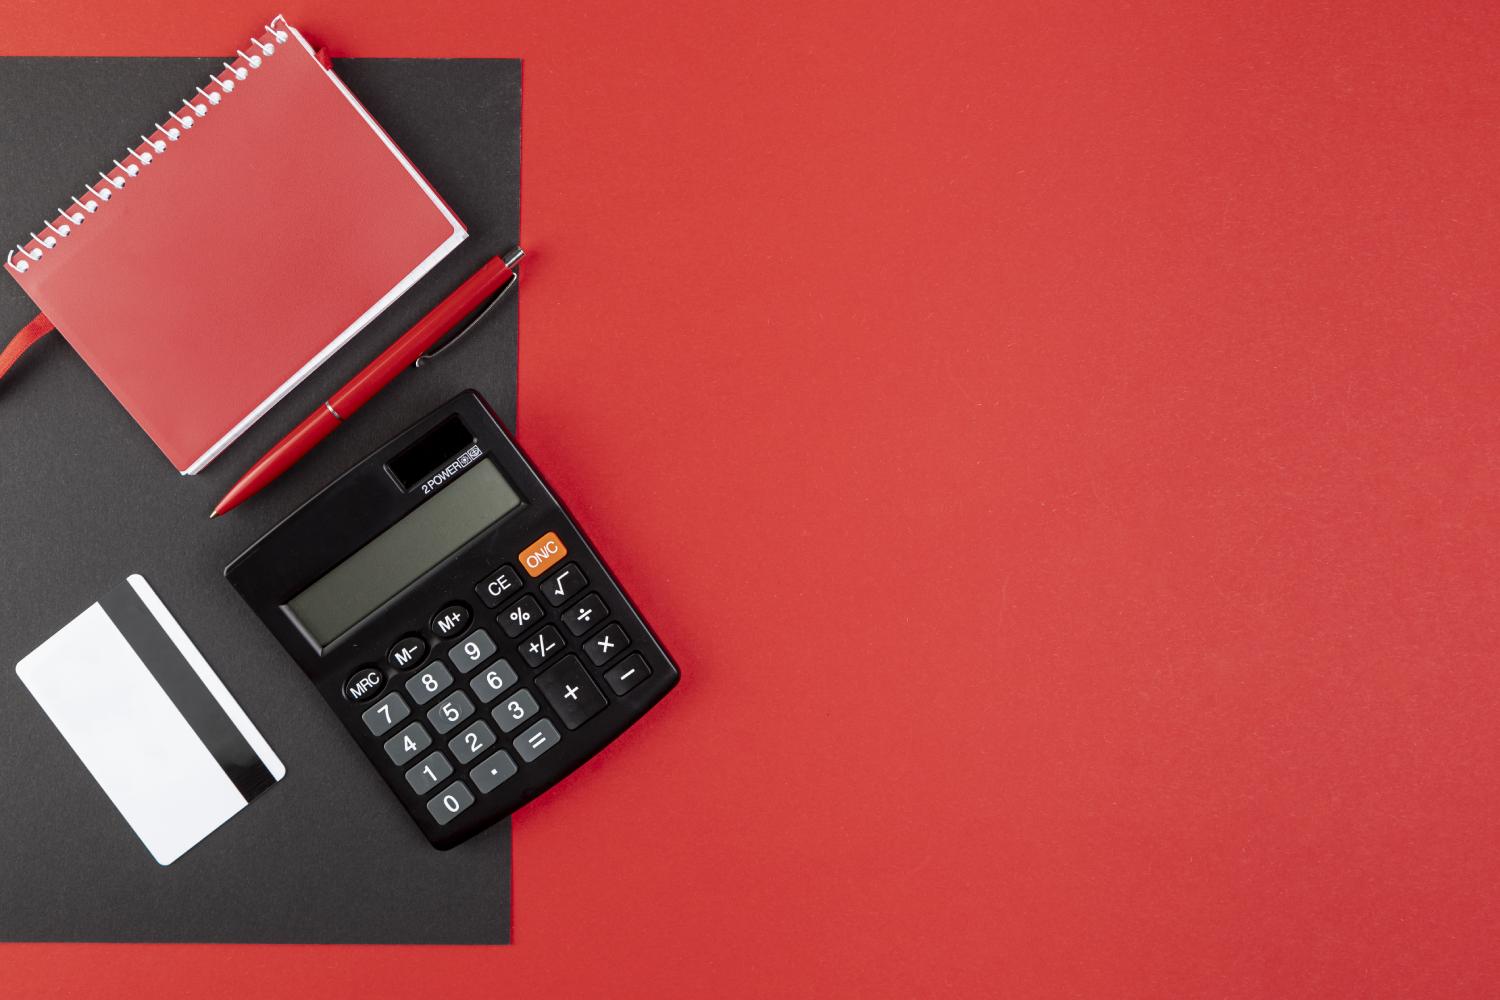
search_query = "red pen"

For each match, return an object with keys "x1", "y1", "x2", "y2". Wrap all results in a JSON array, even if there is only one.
[{"x1": 211, "y1": 248, "x2": 523, "y2": 517}]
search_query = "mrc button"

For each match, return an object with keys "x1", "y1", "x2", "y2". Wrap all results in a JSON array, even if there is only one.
[
  {"x1": 344, "y1": 666, "x2": 385, "y2": 703},
  {"x1": 519, "y1": 531, "x2": 567, "y2": 578}
]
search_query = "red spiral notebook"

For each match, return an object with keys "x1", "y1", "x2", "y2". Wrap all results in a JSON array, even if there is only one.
[{"x1": 3, "y1": 16, "x2": 466, "y2": 473}]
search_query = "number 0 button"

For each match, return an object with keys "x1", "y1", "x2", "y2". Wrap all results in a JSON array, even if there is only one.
[{"x1": 427, "y1": 782, "x2": 475, "y2": 825}]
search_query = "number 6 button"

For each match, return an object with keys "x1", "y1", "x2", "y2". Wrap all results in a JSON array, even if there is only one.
[{"x1": 470, "y1": 659, "x2": 518, "y2": 703}]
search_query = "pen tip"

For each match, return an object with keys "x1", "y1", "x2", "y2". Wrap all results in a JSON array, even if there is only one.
[
  {"x1": 503, "y1": 246, "x2": 525, "y2": 269},
  {"x1": 208, "y1": 510, "x2": 219, "y2": 519}
]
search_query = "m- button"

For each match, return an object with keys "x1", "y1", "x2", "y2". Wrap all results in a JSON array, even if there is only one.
[{"x1": 519, "y1": 531, "x2": 567, "y2": 578}]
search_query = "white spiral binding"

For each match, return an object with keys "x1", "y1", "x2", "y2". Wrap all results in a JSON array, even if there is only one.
[{"x1": 5, "y1": 18, "x2": 292, "y2": 277}]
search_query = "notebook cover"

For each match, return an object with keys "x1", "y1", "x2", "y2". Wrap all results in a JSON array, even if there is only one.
[
  {"x1": 4, "y1": 19, "x2": 466, "y2": 473},
  {"x1": 0, "y1": 55, "x2": 519, "y2": 945}
]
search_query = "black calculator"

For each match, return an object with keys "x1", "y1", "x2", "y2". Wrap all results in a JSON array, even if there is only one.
[{"x1": 226, "y1": 391, "x2": 679, "y2": 849}]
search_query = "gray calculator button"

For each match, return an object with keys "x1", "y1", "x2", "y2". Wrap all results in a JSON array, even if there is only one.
[
  {"x1": 405, "y1": 751, "x2": 452, "y2": 795},
  {"x1": 404, "y1": 662, "x2": 454, "y2": 705},
  {"x1": 470, "y1": 659, "x2": 519, "y2": 703},
  {"x1": 514, "y1": 719, "x2": 561, "y2": 762},
  {"x1": 427, "y1": 782, "x2": 475, "y2": 825},
  {"x1": 449, "y1": 628, "x2": 498, "y2": 673},
  {"x1": 383, "y1": 722, "x2": 431, "y2": 766},
  {"x1": 427, "y1": 691, "x2": 475, "y2": 735},
  {"x1": 360, "y1": 692, "x2": 409, "y2": 736},
  {"x1": 449, "y1": 721, "x2": 497, "y2": 764},
  {"x1": 471, "y1": 750, "x2": 518, "y2": 794},
  {"x1": 493, "y1": 688, "x2": 540, "y2": 733}
]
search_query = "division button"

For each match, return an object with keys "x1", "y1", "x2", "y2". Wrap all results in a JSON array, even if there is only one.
[{"x1": 561, "y1": 593, "x2": 608, "y2": 636}]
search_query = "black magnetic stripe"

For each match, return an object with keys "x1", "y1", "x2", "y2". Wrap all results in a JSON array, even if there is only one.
[{"x1": 99, "y1": 581, "x2": 276, "y2": 803}]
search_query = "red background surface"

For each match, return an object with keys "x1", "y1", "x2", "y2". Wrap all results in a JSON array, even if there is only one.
[{"x1": 3, "y1": 2, "x2": 1498, "y2": 996}]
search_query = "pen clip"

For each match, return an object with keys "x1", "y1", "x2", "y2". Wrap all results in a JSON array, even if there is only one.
[{"x1": 415, "y1": 271, "x2": 518, "y2": 368}]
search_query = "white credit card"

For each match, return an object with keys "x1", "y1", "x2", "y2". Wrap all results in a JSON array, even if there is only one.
[{"x1": 16, "y1": 574, "x2": 284, "y2": 865}]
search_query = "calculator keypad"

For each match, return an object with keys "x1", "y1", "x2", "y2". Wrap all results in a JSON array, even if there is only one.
[
  {"x1": 405, "y1": 663, "x2": 453, "y2": 705},
  {"x1": 427, "y1": 692, "x2": 475, "y2": 734},
  {"x1": 355, "y1": 543, "x2": 663, "y2": 837}
]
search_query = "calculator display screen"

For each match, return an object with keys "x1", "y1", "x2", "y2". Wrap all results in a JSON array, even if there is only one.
[{"x1": 287, "y1": 459, "x2": 521, "y2": 646}]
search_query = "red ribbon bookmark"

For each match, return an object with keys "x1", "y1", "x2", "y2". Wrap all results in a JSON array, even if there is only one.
[{"x1": 0, "y1": 312, "x2": 55, "y2": 381}]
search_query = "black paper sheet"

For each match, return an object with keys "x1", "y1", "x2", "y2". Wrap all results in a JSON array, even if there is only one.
[{"x1": 0, "y1": 56, "x2": 520, "y2": 944}]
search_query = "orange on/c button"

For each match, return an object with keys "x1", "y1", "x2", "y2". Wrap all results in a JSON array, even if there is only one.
[{"x1": 519, "y1": 531, "x2": 567, "y2": 577}]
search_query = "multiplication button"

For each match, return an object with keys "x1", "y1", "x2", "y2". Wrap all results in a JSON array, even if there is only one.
[{"x1": 583, "y1": 623, "x2": 629, "y2": 666}]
